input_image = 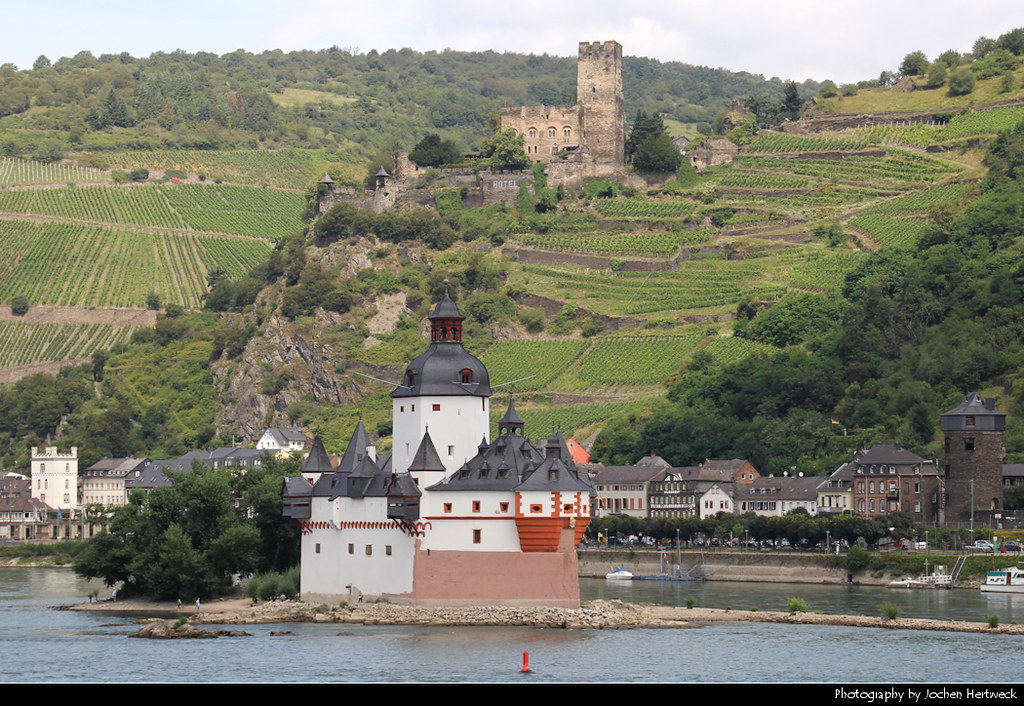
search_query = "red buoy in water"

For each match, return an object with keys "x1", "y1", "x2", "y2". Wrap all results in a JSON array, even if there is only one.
[{"x1": 520, "y1": 651, "x2": 531, "y2": 673}]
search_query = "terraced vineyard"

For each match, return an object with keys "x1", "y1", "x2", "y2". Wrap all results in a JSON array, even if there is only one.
[
  {"x1": 496, "y1": 103, "x2": 1008, "y2": 430},
  {"x1": 0, "y1": 219, "x2": 272, "y2": 308},
  {"x1": 0, "y1": 182, "x2": 304, "y2": 238},
  {"x1": 0, "y1": 320, "x2": 136, "y2": 369},
  {"x1": 105, "y1": 148, "x2": 349, "y2": 190},
  {"x1": 0, "y1": 155, "x2": 305, "y2": 378},
  {"x1": 0, "y1": 158, "x2": 108, "y2": 186}
]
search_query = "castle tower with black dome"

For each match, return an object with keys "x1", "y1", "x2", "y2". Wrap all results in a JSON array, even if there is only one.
[{"x1": 390, "y1": 281, "x2": 491, "y2": 501}]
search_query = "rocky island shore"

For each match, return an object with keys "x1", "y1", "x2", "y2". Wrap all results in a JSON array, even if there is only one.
[{"x1": 66, "y1": 596, "x2": 1024, "y2": 636}]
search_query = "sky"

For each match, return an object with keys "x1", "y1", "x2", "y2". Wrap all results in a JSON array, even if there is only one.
[{"x1": 4, "y1": 1, "x2": 1022, "y2": 84}]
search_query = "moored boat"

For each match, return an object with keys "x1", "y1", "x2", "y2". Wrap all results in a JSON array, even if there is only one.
[
  {"x1": 981, "y1": 566, "x2": 1024, "y2": 593},
  {"x1": 605, "y1": 569, "x2": 633, "y2": 580},
  {"x1": 887, "y1": 564, "x2": 952, "y2": 589}
]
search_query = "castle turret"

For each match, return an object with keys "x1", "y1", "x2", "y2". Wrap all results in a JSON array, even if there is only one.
[
  {"x1": 942, "y1": 392, "x2": 1005, "y2": 524},
  {"x1": 391, "y1": 283, "x2": 491, "y2": 483}
]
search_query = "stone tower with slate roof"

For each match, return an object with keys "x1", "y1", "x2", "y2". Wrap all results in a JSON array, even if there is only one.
[{"x1": 942, "y1": 392, "x2": 1006, "y2": 523}]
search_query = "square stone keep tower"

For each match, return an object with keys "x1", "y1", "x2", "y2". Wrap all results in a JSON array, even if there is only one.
[{"x1": 577, "y1": 40, "x2": 624, "y2": 165}]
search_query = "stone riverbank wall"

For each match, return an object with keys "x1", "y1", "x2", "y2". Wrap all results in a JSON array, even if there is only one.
[{"x1": 579, "y1": 549, "x2": 873, "y2": 585}]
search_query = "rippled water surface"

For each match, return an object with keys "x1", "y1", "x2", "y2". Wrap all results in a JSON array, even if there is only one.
[{"x1": 3, "y1": 568, "x2": 1023, "y2": 683}]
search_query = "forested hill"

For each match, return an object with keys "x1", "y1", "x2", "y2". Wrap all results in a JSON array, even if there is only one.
[
  {"x1": 6, "y1": 31, "x2": 1024, "y2": 493},
  {"x1": 0, "y1": 46, "x2": 808, "y2": 162}
]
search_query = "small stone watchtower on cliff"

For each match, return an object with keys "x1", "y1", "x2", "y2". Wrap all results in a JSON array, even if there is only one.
[
  {"x1": 501, "y1": 40, "x2": 624, "y2": 165},
  {"x1": 941, "y1": 392, "x2": 1006, "y2": 524}
]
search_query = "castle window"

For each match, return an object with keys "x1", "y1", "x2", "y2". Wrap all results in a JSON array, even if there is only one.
[
  {"x1": 529, "y1": 128, "x2": 537, "y2": 138},
  {"x1": 365, "y1": 545, "x2": 372, "y2": 556},
  {"x1": 348, "y1": 544, "x2": 354, "y2": 554},
  {"x1": 564, "y1": 127, "x2": 571, "y2": 137},
  {"x1": 460, "y1": 368, "x2": 472, "y2": 384},
  {"x1": 548, "y1": 128, "x2": 556, "y2": 137},
  {"x1": 500, "y1": 502, "x2": 509, "y2": 512},
  {"x1": 432, "y1": 404, "x2": 441, "y2": 412},
  {"x1": 447, "y1": 445, "x2": 454, "y2": 458},
  {"x1": 530, "y1": 504, "x2": 542, "y2": 513},
  {"x1": 563, "y1": 504, "x2": 573, "y2": 513},
  {"x1": 965, "y1": 438, "x2": 975, "y2": 452},
  {"x1": 473, "y1": 529, "x2": 481, "y2": 544},
  {"x1": 966, "y1": 415, "x2": 976, "y2": 426},
  {"x1": 386, "y1": 545, "x2": 392, "y2": 556},
  {"x1": 444, "y1": 503, "x2": 452, "y2": 513},
  {"x1": 472, "y1": 501, "x2": 480, "y2": 512}
]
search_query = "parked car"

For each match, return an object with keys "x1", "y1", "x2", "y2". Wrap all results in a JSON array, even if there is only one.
[
  {"x1": 967, "y1": 540, "x2": 994, "y2": 552},
  {"x1": 1003, "y1": 540, "x2": 1022, "y2": 553}
]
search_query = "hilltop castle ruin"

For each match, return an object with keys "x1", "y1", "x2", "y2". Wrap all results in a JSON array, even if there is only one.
[
  {"x1": 318, "y1": 41, "x2": 635, "y2": 217},
  {"x1": 501, "y1": 40, "x2": 625, "y2": 166}
]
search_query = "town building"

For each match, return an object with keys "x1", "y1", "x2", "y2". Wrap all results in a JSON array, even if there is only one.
[
  {"x1": 282, "y1": 286, "x2": 596, "y2": 607},
  {"x1": 737, "y1": 474, "x2": 821, "y2": 517},
  {"x1": 817, "y1": 462, "x2": 855, "y2": 514},
  {"x1": 0, "y1": 474, "x2": 46, "y2": 540},
  {"x1": 847, "y1": 444, "x2": 942, "y2": 523},
  {"x1": 81, "y1": 458, "x2": 150, "y2": 507},
  {"x1": 588, "y1": 459, "x2": 667, "y2": 517},
  {"x1": 256, "y1": 427, "x2": 309, "y2": 454},
  {"x1": 648, "y1": 459, "x2": 760, "y2": 519}
]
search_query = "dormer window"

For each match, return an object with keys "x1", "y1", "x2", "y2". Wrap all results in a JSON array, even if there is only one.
[
  {"x1": 406, "y1": 370, "x2": 416, "y2": 387},
  {"x1": 460, "y1": 368, "x2": 472, "y2": 384}
]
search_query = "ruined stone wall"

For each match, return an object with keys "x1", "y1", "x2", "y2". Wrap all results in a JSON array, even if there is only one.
[
  {"x1": 478, "y1": 169, "x2": 532, "y2": 207},
  {"x1": 500, "y1": 105, "x2": 581, "y2": 163},
  {"x1": 577, "y1": 40, "x2": 624, "y2": 165},
  {"x1": 690, "y1": 137, "x2": 740, "y2": 171}
]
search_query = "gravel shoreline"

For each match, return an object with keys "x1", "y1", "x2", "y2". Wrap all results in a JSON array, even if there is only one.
[{"x1": 65, "y1": 597, "x2": 1024, "y2": 635}]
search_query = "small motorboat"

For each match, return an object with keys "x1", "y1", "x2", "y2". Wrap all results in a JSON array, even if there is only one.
[{"x1": 605, "y1": 569, "x2": 634, "y2": 580}]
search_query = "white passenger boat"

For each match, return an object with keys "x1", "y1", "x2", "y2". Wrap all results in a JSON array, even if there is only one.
[
  {"x1": 605, "y1": 569, "x2": 634, "y2": 580},
  {"x1": 981, "y1": 566, "x2": 1024, "y2": 593}
]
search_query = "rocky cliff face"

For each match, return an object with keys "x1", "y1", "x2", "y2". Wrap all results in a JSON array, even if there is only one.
[{"x1": 211, "y1": 307, "x2": 407, "y2": 440}]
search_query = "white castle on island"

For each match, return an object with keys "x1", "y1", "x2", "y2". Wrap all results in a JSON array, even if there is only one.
[{"x1": 282, "y1": 285, "x2": 596, "y2": 607}]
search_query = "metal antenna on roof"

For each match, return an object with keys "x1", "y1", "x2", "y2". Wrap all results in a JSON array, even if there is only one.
[
  {"x1": 353, "y1": 372, "x2": 411, "y2": 389},
  {"x1": 492, "y1": 375, "x2": 536, "y2": 389}
]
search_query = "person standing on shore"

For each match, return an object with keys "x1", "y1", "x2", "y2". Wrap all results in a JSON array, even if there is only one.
[{"x1": 195, "y1": 597, "x2": 200, "y2": 615}]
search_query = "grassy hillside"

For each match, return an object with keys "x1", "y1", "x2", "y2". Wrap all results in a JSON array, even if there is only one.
[{"x1": 4, "y1": 36, "x2": 1024, "y2": 474}]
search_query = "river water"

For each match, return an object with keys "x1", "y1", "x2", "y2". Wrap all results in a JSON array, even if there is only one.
[{"x1": 4, "y1": 567, "x2": 1024, "y2": 684}]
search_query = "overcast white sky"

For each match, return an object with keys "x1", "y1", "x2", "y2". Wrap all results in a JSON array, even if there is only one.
[{"x1": 4, "y1": 1, "x2": 1022, "y2": 84}]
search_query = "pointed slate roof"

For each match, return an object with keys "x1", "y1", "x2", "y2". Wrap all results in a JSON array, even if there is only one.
[
  {"x1": 301, "y1": 436, "x2": 335, "y2": 474},
  {"x1": 408, "y1": 430, "x2": 446, "y2": 472},
  {"x1": 336, "y1": 419, "x2": 372, "y2": 475},
  {"x1": 498, "y1": 397, "x2": 525, "y2": 434},
  {"x1": 430, "y1": 282, "x2": 463, "y2": 320}
]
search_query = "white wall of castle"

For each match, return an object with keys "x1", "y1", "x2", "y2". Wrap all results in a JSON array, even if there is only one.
[
  {"x1": 300, "y1": 496, "x2": 416, "y2": 602},
  {"x1": 421, "y1": 490, "x2": 520, "y2": 552},
  {"x1": 392, "y1": 395, "x2": 490, "y2": 476}
]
